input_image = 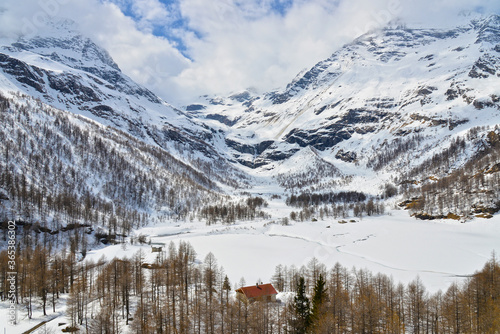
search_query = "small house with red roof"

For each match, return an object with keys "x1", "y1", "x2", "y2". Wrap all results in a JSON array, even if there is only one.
[{"x1": 235, "y1": 283, "x2": 278, "y2": 303}]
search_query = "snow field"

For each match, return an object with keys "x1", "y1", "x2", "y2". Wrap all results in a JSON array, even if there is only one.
[{"x1": 84, "y1": 208, "x2": 500, "y2": 294}]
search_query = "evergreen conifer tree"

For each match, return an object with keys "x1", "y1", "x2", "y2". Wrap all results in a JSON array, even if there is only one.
[
  {"x1": 311, "y1": 273, "x2": 327, "y2": 326},
  {"x1": 291, "y1": 276, "x2": 311, "y2": 333}
]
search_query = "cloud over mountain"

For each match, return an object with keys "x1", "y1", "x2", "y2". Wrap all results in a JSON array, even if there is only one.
[{"x1": 1, "y1": 0, "x2": 499, "y2": 103}]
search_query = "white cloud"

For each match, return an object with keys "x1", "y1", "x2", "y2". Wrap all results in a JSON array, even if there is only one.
[
  {"x1": 0, "y1": 0, "x2": 499, "y2": 104},
  {"x1": 399, "y1": 0, "x2": 500, "y2": 26},
  {"x1": 126, "y1": 0, "x2": 179, "y2": 33},
  {"x1": 171, "y1": 0, "x2": 405, "y2": 100},
  {"x1": 76, "y1": 2, "x2": 190, "y2": 94}
]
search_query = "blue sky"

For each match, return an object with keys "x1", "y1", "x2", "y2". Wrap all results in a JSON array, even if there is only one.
[{"x1": 105, "y1": 0, "x2": 193, "y2": 55}]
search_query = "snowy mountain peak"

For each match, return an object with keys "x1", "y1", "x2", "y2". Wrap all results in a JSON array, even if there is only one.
[
  {"x1": 1, "y1": 14, "x2": 499, "y2": 198},
  {"x1": 0, "y1": 24, "x2": 235, "y2": 172},
  {"x1": 189, "y1": 15, "x2": 500, "y2": 198},
  {"x1": 11, "y1": 33, "x2": 120, "y2": 73}
]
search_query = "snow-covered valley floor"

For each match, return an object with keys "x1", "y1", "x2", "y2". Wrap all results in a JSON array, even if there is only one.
[
  {"x1": 3, "y1": 200, "x2": 500, "y2": 334},
  {"x1": 87, "y1": 207, "x2": 500, "y2": 294}
]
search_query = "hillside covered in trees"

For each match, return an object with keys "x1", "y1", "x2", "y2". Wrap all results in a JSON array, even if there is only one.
[
  {"x1": 399, "y1": 126, "x2": 500, "y2": 220},
  {"x1": 0, "y1": 92, "x2": 267, "y2": 250},
  {"x1": 0, "y1": 242, "x2": 498, "y2": 333}
]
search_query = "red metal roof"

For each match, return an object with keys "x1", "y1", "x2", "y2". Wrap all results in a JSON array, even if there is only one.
[{"x1": 236, "y1": 284, "x2": 278, "y2": 299}]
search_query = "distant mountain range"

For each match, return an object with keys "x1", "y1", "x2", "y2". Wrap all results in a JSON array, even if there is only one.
[{"x1": 1, "y1": 15, "x2": 500, "y2": 226}]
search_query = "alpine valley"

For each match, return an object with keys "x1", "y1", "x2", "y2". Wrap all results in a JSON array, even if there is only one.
[{"x1": 1, "y1": 13, "x2": 500, "y2": 334}]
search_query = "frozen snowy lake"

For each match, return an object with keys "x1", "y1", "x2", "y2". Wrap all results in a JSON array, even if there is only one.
[{"x1": 88, "y1": 209, "x2": 500, "y2": 293}]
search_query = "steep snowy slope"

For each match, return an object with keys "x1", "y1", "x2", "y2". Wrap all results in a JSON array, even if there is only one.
[
  {"x1": 191, "y1": 15, "x2": 500, "y2": 197},
  {"x1": 0, "y1": 21, "x2": 231, "y2": 168},
  {"x1": 0, "y1": 92, "x2": 222, "y2": 228},
  {"x1": 0, "y1": 21, "x2": 251, "y2": 197}
]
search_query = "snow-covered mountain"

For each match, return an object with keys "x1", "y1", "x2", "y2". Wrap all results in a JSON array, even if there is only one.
[
  {"x1": 0, "y1": 21, "x2": 230, "y2": 166},
  {"x1": 1, "y1": 15, "x2": 500, "y2": 222},
  {"x1": 191, "y1": 15, "x2": 500, "y2": 190},
  {"x1": 2, "y1": 15, "x2": 500, "y2": 334},
  {"x1": 0, "y1": 21, "x2": 250, "y2": 233}
]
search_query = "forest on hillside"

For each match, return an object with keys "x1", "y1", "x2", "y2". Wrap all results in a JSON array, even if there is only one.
[
  {"x1": 0, "y1": 93, "x2": 270, "y2": 251},
  {"x1": 0, "y1": 241, "x2": 498, "y2": 333},
  {"x1": 398, "y1": 126, "x2": 500, "y2": 220}
]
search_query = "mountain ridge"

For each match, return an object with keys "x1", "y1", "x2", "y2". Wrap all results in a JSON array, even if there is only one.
[
  {"x1": 0, "y1": 26, "x2": 249, "y2": 188},
  {"x1": 193, "y1": 15, "x2": 500, "y2": 172},
  {"x1": 1, "y1": 15, "x2": 500, "y2": 223}
]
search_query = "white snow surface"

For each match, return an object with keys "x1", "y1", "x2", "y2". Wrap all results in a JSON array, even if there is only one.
[{"x1": 85, "y1": 208, "x2": 500, "y2": 294}]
